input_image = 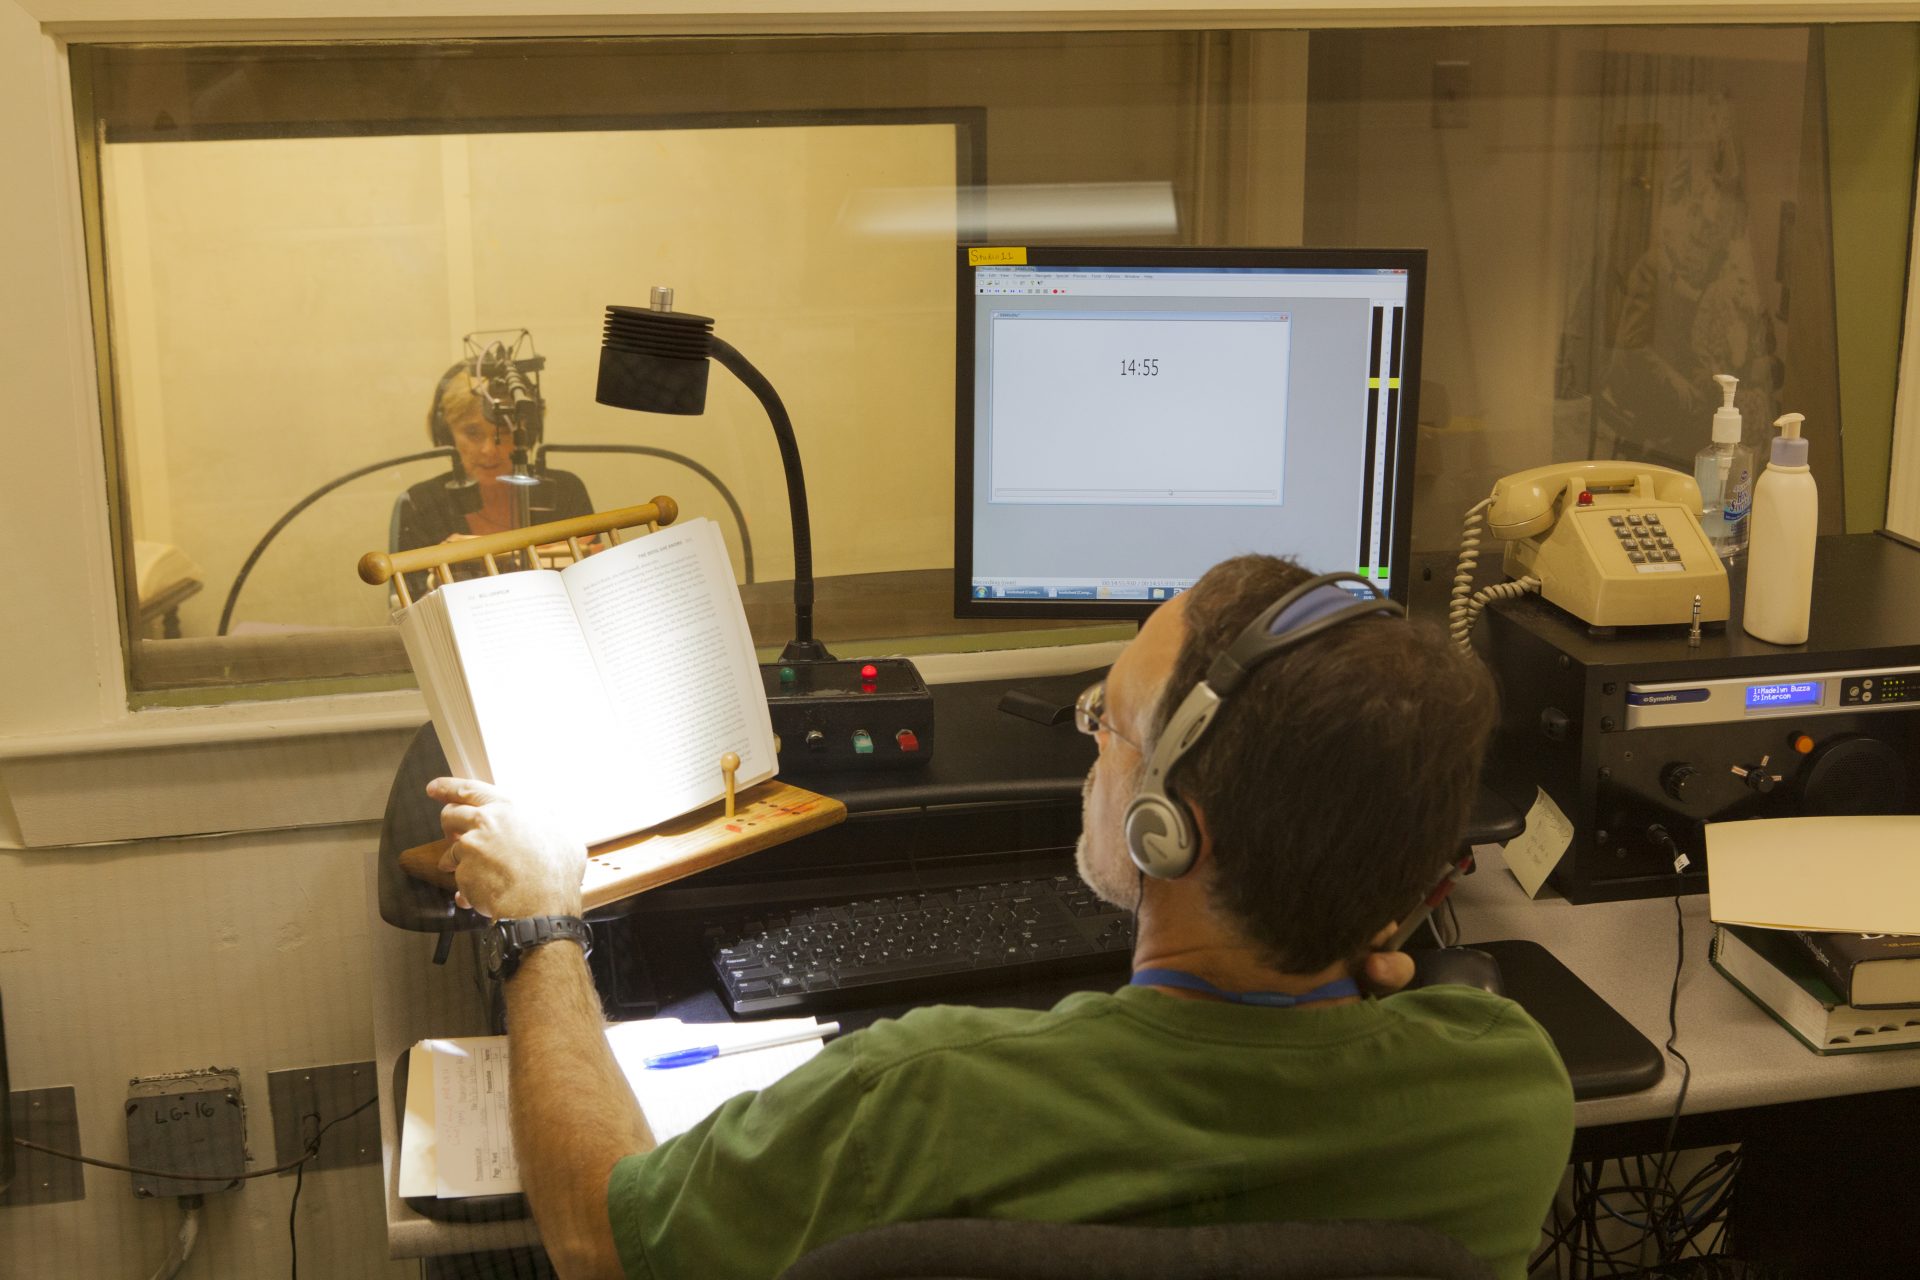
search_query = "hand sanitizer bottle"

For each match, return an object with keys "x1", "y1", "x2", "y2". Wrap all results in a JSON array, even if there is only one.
[
  {"x1": 1694, "y1": 373, "x2": 1754, "y2": 562},
  {"x1": 1742, "y1": 413, "x2": 1818, "y2": 646}
]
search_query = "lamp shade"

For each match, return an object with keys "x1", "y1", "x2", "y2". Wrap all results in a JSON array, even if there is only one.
[{"x1": 596, "y1": 303, "x2": 715, "y2": 415}]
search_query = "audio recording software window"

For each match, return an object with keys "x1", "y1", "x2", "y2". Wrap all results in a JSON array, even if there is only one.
[{"x1": 966, "y1": 264, "x2": 1411, "y2": 602}]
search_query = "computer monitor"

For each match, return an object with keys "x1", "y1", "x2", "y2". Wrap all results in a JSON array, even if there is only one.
[{"x1": 954, "y1": 246, "x2": 1425, "y2": 621}]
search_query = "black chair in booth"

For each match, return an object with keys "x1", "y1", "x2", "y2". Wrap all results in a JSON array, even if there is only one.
[{"x1": 774, "y1": 1219, "x2": 1496, "y2": 1280}]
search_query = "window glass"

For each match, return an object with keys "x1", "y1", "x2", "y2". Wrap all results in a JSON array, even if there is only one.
[{"x1": 73, "y1": 28, "x2": 1905, "y2": 703}]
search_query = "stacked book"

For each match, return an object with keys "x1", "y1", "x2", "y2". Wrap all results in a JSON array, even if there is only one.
[
  {"x1": 1706, "y1": 817, "x2": 1920, "y2": 1057},
  {"x1": 1711, "y1": 926, "x2": 1920, "y2": 1055}
]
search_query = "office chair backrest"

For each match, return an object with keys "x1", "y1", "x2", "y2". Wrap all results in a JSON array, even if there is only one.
[{"x1": 775, "y1": 1219, "x2": 1495, "y2": 1280}]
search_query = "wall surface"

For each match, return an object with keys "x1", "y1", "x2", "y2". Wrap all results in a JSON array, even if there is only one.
[{"x1": 2, "y1": 828, "x2": 409, "y2": 1278}]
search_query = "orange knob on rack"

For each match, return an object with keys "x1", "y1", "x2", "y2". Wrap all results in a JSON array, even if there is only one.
[{"x1": 1790, "y1": 732, "x2": 1815, "y2": 755}]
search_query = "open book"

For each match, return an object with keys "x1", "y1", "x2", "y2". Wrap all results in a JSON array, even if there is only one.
[{"x1": 397, "y1": 517, "x2": 776, "y2": 847}]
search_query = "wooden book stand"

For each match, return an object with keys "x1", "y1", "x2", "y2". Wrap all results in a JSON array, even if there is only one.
[{"x1": 359, "y1": 495, "x2": 844, "y2": 911}]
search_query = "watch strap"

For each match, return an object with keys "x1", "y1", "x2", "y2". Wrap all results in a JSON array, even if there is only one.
[{"x1": 494, "y1": 914, "x2": 592, "y2": 979}]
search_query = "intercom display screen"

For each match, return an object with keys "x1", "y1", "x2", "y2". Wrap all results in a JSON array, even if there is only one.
[
  {"x1": 956, "y1": 247, "x2": 1424, "y2": 619},
  {"x1": 1745, "y1": 681, "x2": 1822, "y2": 710}
]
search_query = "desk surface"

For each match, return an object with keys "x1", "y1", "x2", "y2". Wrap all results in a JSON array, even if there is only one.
[
  {"x1": 372, "y1": 833, "x2": 1920, "y2": 1259},
  {"x1": 1452, "y1": 845, "x2": 1920, "y2": 1131},
  {"x1": 371, "y1": 663, "x2": 1919, "y2": 1257}
]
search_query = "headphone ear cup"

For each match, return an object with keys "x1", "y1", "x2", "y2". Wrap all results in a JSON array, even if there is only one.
[
  {"x1": 1124, "y1": 792, "x2": 1196, "y2": 880},
  {"x1": 429, "y1": 363, "x2": 463, "y2": 447}
]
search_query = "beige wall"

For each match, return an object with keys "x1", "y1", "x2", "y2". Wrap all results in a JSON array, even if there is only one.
[{"x1": 2, "y1": 830, "x2": 407, "y2": 1277}]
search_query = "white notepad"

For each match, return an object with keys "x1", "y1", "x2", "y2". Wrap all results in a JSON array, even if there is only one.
[
  {"x1": 1705, "y1": 815, "x2": 1920, "y2": 935},
  {"x1": 399, "y1": 1017, "x2": 830, "y2": 1200}
]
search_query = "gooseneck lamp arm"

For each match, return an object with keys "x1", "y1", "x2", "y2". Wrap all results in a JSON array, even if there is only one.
[
  {"x1": 707, "y1": 336, "x2": 825, "y2": 661},
  {"x1": 596, "y1": 291, "x2": 832, "y2": 663}
]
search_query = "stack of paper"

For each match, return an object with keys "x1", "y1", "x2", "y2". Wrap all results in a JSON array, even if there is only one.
[
  {"x1": 1705, "y1": 816, "x2": 1920, "y2": 935},
  {"x1": 399, "y1": 1017, "x2": 832, "y2": 1200}
]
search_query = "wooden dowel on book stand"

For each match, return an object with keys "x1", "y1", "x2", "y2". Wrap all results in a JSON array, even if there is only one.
[
  {"x1": 355, "y1": 496, "x2": 679, "y2": 595},
  {"x1": 721, "y1": 752, "x2": 740, "y2": 819}
]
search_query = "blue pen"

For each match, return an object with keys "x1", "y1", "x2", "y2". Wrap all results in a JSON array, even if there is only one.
[{"x1": 644, "y1": 1021, "x2": 840, "y2": 1070}]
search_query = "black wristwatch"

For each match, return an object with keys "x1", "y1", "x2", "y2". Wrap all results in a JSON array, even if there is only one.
[{"x1": 479, "y1": 915, "x2": 593, "y2": 982}]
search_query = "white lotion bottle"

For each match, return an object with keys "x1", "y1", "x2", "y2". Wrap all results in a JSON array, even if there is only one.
[{"x1": 1742, "y1": 412, "x2": 1818, "y2": 645}]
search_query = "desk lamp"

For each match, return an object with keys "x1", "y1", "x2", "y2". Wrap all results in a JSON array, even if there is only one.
[{"x1": 595, "y1": 288, "x2": 832, "y2": 664}]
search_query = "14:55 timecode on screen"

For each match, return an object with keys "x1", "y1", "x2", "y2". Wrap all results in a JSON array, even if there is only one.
[{"x1": 1119, "y1": 357, "x2": 1161, "y2": 376}]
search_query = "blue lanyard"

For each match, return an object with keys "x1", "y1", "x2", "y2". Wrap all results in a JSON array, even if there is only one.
[{"x1": 1130, "y1": 967, "x2": 1360, "y2": 1009}]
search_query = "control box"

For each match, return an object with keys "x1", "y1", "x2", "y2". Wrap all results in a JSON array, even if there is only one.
[
  {"x1": 1482, "y1": 534, "x2": 1920, "y2": 903},
  {"x1": 125, "y1": 1069, "x2": 246, "y2": 1198},
  {"x1": 764, "y1": 658, "x2": 934, "y2": 774}
]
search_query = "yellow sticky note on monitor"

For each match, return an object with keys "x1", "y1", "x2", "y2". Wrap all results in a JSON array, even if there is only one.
[
  {"x1": 1706, "y1": 816, "x2": 1920, "y2": 934},
  {"x1": 968, "y1": 246, "x2": 1027, "y2": 266}
]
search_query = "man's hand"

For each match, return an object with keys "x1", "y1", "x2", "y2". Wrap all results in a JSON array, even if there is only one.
[{"x1": 427, "y1": 777, "x2": 587, "y2": 919}]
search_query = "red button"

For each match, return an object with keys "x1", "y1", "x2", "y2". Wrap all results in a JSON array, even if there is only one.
[
  {"x1": 1576, "y1": 490, "x2": 1594, "y2": 507},
  {"x1": 860, "y1": 663, "x2": 879, "y2": 679},
  {"x1": 895, "y1": 730, "x2": 920, "y2": 752}
]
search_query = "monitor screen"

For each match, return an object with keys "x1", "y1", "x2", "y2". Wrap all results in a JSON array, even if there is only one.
[{"x1": 954, "y1": 246, "x2": 1425, "y2": 620}]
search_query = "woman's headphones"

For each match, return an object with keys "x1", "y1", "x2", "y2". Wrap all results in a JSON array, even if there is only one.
[
  {"x1": 427, "y1": 361, "x2": 468, "y2": 447},
  {"x1": 1122, "y1": 571, "x2": 1406, "y2": 880}
]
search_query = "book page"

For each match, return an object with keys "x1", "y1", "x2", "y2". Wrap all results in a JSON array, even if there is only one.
[
  {"x1": 434, "y1": 571, "x2": 635, "y2": 844},
  {"x1": 562, "y1": 518, "x2": 776, "y2": 829},
  {"x1": 396, "y1": 590, "x2": 486, "y2": 779}
]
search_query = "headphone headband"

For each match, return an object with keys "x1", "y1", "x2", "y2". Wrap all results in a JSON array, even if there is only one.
[{"x1": 1123, "y1": 571, "x2": 1405, "y2": 880}]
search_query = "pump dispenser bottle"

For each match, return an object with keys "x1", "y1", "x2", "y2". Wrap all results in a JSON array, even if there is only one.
[
  {"x1": 1694, "y1": 373, "x2": 1753, "y2": 562},
  {"x1": 1742, "y1": 412, "x2": 1818, "y2": 645}
]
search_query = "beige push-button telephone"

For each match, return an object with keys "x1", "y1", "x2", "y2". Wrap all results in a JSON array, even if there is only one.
[{"x1": 1449, "y1": 462, "x2": 1731, "y2": 647}]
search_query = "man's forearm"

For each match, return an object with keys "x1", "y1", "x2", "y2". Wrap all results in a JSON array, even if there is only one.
[{"x1": 505, "y1": 940, "x2": 656, "y2": 1279}]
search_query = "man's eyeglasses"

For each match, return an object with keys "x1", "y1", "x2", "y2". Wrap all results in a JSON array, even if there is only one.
[{"x1": 1074, "y1": 680, "x2": 1140, "y2": 751}]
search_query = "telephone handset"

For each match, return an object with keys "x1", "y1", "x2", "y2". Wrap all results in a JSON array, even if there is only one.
[{"x1": 1451, "y1": 461, "x2": 1730, "y2": 647}]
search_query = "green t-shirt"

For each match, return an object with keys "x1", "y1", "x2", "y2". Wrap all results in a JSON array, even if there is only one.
[{"x1": 609, "y1": 986, "x2": 1573, "y2": 1280}]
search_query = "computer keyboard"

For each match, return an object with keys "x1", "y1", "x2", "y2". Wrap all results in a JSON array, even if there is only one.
[{"x1": 703, "y1": 875, "x2": 1136, "y2": 1015}]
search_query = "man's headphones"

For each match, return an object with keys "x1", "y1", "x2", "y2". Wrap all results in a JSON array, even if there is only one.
[{"x1": 1122, "y1": 571, "x2": 1407, "y2": 880}]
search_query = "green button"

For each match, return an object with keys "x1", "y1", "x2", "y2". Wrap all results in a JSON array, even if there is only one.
[
  {"x1": 779, "y1": 666, "x2": 796, "y2": 684},
  {"x1": 852, "y1": 730, "x2": 873, "y2": 754}
]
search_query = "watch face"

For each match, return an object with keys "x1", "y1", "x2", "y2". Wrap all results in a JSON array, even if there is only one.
[{"x1": 479, "y1": 924, "x2": 509, "y2": 978}]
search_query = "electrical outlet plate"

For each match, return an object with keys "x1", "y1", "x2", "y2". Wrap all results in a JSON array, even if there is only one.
[
  {"x1": 2, "y1": 1086, "x2": 85, "y2": 1207},
  {"x1": 124, "y1": 1069, "x2": 246, "y2": 1198},
  {"x1": 267, "y1": 1061, "x2": 379, "y2": 1175}
]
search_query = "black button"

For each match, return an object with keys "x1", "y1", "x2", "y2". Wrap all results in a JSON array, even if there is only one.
[{"x1": 1628, "y1": 551, "x2": 1646, "y2": 564}]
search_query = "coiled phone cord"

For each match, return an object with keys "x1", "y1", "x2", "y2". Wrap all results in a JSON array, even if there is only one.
[{"x1": 1448, "y1": 493, "x2": 1539, "y2": 652}]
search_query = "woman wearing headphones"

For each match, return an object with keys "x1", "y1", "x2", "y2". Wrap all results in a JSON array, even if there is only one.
[{"x1": 394, "y1": 361, "x2": 597, "y2": 558}]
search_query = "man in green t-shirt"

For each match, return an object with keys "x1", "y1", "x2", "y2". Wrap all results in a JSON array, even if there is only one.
[{"x1": 431, "y1": 554, "x2": 1574, "y2": 1279}]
